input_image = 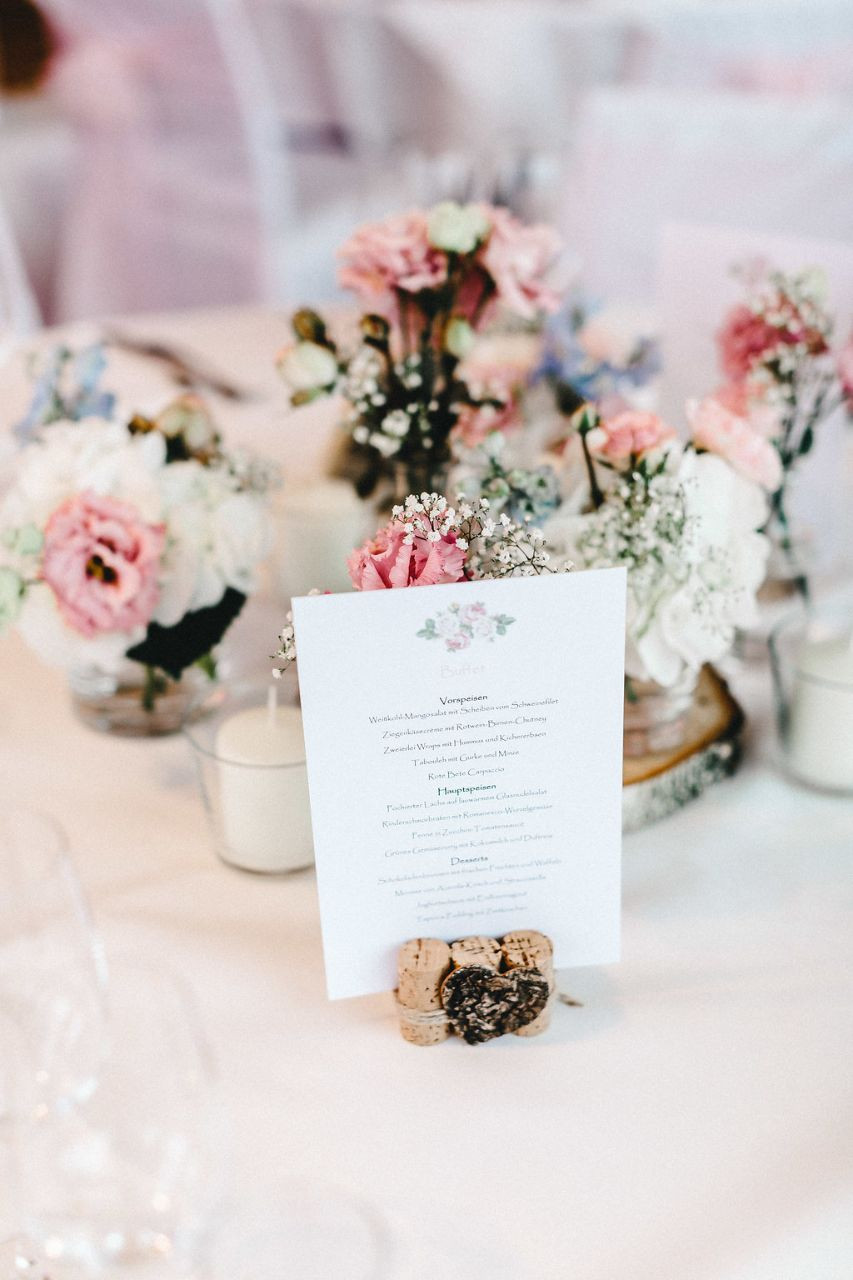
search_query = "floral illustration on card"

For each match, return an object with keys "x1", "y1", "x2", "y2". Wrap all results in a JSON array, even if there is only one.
[{"x1": 416, "y1": 600, "x2": 515, "y2": 652}]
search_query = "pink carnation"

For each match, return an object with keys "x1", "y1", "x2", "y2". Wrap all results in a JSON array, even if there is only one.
[
  {"x1": 837, "y1": 331, "x2": 853, "y2": 404},
  {"x1": 717, "y1": 296, "x2": 829, "y2": 382},
  {"x1": 717, "y1": 304, "x2": 781, "y2": 381},
  {"x1": 42, "y1": 491, "x2": 164, "y2": 637},
  {"x1": 586, "y1": 410, "x2": 676, "y2": 462},
  {"x1": 688, "y1": 396, "x2": 783, "y2": 491},
  {"x1": 337, "y1": 212, "x2": 447, "y2": 307},
  {"x1": 347, "y1": 521, "x2": 466, "y2": 591},
  {"x1": 478, "y1": 206, "x2": 561, "y2": 320}
]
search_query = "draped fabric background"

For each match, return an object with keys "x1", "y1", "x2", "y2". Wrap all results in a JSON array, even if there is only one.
[{"x1": 1, "y1": 0, "x2": 851, "y2": 323}]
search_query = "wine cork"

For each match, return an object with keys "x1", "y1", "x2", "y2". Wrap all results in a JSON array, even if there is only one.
[
  {"x1": 396, "y1": 938, "x2": 452, "y2": 1046},
  {"x1": 501, "y1": 930, "x2": 554, "y2": 1036},
  {"x1": 449, "y1": 935, "x2": 501, "y2": 971}
]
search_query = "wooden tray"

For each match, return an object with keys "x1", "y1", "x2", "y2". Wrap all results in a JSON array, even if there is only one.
[{"x1": 622, "y1": 666, "x2": 744, "y2": 832}]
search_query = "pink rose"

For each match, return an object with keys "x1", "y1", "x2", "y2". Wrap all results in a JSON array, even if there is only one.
[
  {"x1": 586, "y1": 410, "x2": 676, "y2": 462},
  {"x1": 688, "y1": 396, "x2": 783, "y2": 491},
  {"x1": 347, "y1": 522, "x2": 467, "y2": 591},
  {"x1": 713, "y1": 381, "x2": 781, "y2": 440},
  {"x1": 446, "y1": 633, "x2": 470, "y2": 651},
  {"x1": 42, "y1": 491, "x2": 164, "y2": 637},
  {"x1": 478, "y1": 206, "x2": 561, "y2": 320},
  {"x1": 337, "y1": 212, "x2": 447, "y2": 308}
]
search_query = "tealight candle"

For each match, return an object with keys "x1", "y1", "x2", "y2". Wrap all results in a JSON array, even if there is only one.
[
  {"x1": 215, "y1": 687, "x2": 314, "y2": 872},
  {"x1": 276, "y1": 479, "x2": 369, "y2": 599},
  {"x1": 787, "y1": 631, "x2": 853, "y2": 792}
]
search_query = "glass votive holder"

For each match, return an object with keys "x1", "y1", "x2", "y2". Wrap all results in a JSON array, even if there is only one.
[
  {"x1": 769, "y1": 588, "x2": 853, "y2": 794},
  {"x1": 183, "y1": 672, "x2": 315, "y2": 874}
]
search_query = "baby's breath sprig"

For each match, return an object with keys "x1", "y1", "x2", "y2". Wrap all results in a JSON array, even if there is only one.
[
  {"x1": 271, "y1": 610, "x2": 297, "y2": 678},
  {"x1": 271, "y1": 491, "x2": 572, "y2": 675},
  {"x1": 392, "y1": 491, "x2": 567, "y2": 579}
]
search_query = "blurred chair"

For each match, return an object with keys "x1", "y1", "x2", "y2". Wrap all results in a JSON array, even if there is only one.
[
  {"x1": 0, "y1": 96, "x2": 65, "y2": 324},
  {"x1": 384, "y1": 2, "x2": 637, "y2": 219},
  {"x1": 45, "y1": 0, "x2": 267, "y2": 320},
  {"x1": 208, "y1": 0, "x2": 446, "y2": 303},
  {"x1": 561, "y1": 87, "x2": 853, "y2": 302},
  {"x1": 0, "y1": 177, "x2": 40, "y2": 360}
]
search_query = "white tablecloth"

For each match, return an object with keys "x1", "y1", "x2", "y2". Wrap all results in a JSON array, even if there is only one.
[{"x1": 1, "y1": 308, "x2": 852, "y2": 1279}]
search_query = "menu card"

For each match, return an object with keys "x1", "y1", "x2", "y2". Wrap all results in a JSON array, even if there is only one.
[{"x1": 293, "y1": 569, "x2": 626, "y2": 999}]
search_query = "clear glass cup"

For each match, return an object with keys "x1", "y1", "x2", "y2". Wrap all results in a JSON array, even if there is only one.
[
  {"x1": 17, "y1": 959, "x2": 217, "y2": 1280},
  {"x1": 0, "y1": 809, "x2": 107, "y2": 1110},
  {"x1": 623, "y1": 669, "x2": 699, "y2": 758},
  {"x1": 183, "y1": 671, "x2": 314, "y2": 874},
  {"x1": 769, "y1": 586, "x2": 853, "y2": 793}
]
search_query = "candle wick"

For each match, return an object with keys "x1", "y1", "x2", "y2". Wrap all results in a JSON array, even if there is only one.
[{"x1": 267, "y1": 683, "x2": 278, "y2": 727}]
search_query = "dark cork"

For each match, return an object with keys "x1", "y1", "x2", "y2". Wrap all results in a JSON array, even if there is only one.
[{"x1": 440, "y1": 965, "x2": 550, "y2": 1044}]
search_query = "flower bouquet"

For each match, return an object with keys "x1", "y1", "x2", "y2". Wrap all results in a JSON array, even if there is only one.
[
  {"x1": 275, "y1": 202, "x2": 561, "y2": 508},
  {"x1": 714, "y1": 263, "x2": 847, "y2": 595},
  {"x1": 0, "y1": 389, "x2": 276, "y2": 735},
  {"x1": 546, "y1": 405, "x2": 770, "y2": 755},
  {"x1": 273, "y1": 491, "x2": 568, "y2": 674}
]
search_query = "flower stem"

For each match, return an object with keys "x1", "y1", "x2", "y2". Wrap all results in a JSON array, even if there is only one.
[
  {"x1": 769, "y1": 483, "x2": 809, "y2": 602},
  {"x1": 141, "y1": 664, "x2": 167, "y2": 713},
  {"x1": 580, "y1": 429, "x2": 605, "y2": 510}
]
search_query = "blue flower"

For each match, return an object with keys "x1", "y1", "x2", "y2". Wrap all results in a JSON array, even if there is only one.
[{"x1": 14, "y1": 343, "x2": 117, "y2": 443}]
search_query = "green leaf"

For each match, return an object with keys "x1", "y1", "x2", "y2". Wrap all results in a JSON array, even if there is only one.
[
  {"x1": 799, "y1": 425, "x2": 814, "y2": 456},
  {"x1": 127, "y1": 588, "x2": 246, "y2": 680}
]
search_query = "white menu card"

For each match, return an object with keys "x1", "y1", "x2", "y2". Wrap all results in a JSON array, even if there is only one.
[{"x1": 293, "y1": 569, "x2": 626, "y2": 999}]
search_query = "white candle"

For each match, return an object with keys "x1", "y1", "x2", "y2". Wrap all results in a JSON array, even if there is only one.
[
  {"x1": 215, "y1": 688, "x2": 314, "y2": 872},
  {"x1": 275, "y1": 479, "x2": 370, "y2": 599},
  {"x1": 787, "y1": 632, "x2": 853, "y2": 792}
]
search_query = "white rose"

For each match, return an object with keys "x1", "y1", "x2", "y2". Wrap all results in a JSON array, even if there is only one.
[
  {"x1": 277, "y1": 342, "x2": 338, "y2": 392},
  {"x1": 427, "y1": 201, "x2": 491, "y2": 253},
  {"x1": 436, "y1": 611, "x2": 461, "y2": 638}
]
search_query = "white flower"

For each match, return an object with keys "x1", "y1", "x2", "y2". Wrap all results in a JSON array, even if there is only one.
[
  {"x1": 155, "y1": 461, "x2": 271, "y2": 624},
  {"x1": 2, "y1": 419, "x2": 165, "y2": 531},
  {"x1": 567, "y1": 448, "x2": 769, "y2": 686},
  {"x1": 436, "y1": 611, "x2": 461, "y2": 638},
  {"x1": 381, "y1": 409, "x2": 410, "y2": 439},
  {"x1": 277, "y1": 342, "x2": 338, "y2": 392},
  {"x1": 16, "y1": 583, "x2": 143, "y2": 675},
  {"x1": 427, "y1": 201, "x2": 491, "y2": 253},
  {"x1": 473, "y1": 616, "x2": 496, "y2": 639},
  {"x1": 445, "y1": 317, "x2": 476, "y2": 360},
  {"x1": 369, "y1": 432, "x2": 400, "y2": 458}
]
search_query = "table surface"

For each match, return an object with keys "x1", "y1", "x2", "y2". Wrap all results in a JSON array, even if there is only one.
[{"x1": 1, "y1": 307, "x2": 851, "y2": 1280}]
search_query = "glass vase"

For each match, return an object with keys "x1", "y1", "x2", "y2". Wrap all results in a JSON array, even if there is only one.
[
  {"x1": 623, "y1": 670, "x2": 699, "y2": 758},
  {"x1": 69, "y1": 661, "x2": 212, "y2": 737},
  {"x1": 183, "y1": 672, "x2": 314, "y2": 875}
]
